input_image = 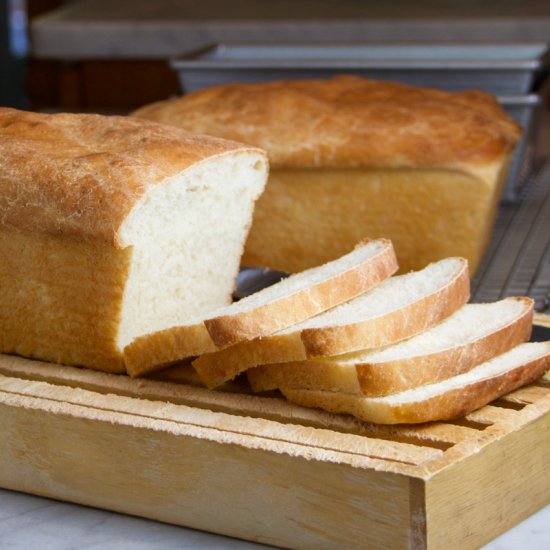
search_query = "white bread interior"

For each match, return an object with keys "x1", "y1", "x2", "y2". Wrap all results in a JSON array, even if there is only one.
[{"x1": 116, "y1": 152, "x2": 266, "y2": 348}]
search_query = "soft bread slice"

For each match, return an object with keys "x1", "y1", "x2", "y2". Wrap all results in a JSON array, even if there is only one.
[
  {"x1": 193, "y1": 257, "x2": 470, "y2": 389},
  {"x1": 204, "y1": 239, "x2": 398, "y2": 347},
  {"x1": 124, "y1": 239, "x2": 398, "y2": 377},
  {"x1": 282, "y1": 342, "x2": 550, "y2": 424},
  {"x1": 248, "y1": 297, "x2": 534, "y2": 395}
]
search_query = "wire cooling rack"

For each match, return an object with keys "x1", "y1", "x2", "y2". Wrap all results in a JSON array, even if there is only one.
[{"x1": 472, "y1": 157, "x2": 550, "y2": 311}]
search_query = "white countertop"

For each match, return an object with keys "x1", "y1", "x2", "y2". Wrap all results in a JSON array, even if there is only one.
[{"x1": 1, "y1": 488, "x2": 549, "y2": 549}]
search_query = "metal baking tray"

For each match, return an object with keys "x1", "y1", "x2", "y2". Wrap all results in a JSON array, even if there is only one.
[{"x1": 171, "y1": 42, "x2": 549, "y2": 95}]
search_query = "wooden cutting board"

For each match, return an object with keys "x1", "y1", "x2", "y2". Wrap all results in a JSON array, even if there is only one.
[{"x1": 0, "y1": 318, "x2": 549, "y2": 549}]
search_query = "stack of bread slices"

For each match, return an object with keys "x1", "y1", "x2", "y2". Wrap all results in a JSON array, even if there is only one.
[{"x1": 124, "y1": 240, "x2": 550, "y2": 425}]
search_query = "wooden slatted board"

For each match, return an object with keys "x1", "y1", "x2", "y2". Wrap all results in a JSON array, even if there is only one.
[{"x1": 0, "y1": 322, "x2": 549, "y2": 549}]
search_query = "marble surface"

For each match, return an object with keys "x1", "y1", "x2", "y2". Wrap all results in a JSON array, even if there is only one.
[{"x1": 0, "y1": 488, "x2": 549, "y2": 549}]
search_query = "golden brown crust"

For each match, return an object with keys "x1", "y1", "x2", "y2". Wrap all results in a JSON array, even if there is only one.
[
  {"x1": 123, "y1": 323, "x2": 216, "y2": 377},
  {"x1": 387, "y1": 354, "x2": 550, "y2": 424},
  {"x1": 239, "y1": 165, "x2": 509, "y2": 274},
  {"x1": 0, "y1": 229, "x2": 129, "y2": 373},
  {"x1": 0, "y1": 107, "x2": 258, "y2": 247},
  {"x1": 283, "y1": 344, "x2": 550, "y2": 424},
  {"x1": 247, "y1": 359, "x2": 362, "y2": 394},
  {"x1": 193, "y1": 332, "x2": 306, "y2": 390},
  {"x1": 133, "y1": 75, "x2": 521, "y2": 173},
  {"x1": 204, "y1": 239, "x2": 398, "y2": 347}
]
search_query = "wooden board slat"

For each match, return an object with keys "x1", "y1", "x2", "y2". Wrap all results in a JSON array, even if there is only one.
[
  {"x1": 465, "y1": 405, "x2": 521, "y2": 425},
  {"x1": 0, "y1": 375, "x2": 440, "y2": 468},
  {"x1": 0, "y1": 354, "x2": 477, "y2": 449},
  {"x1": 501, "y1": 385, "x2": 550, "y2": 404}
]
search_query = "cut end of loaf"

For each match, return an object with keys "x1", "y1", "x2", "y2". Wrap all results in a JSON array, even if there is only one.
[{"x1": 116, "y1": 151, "x2": 268, "y2": 351}]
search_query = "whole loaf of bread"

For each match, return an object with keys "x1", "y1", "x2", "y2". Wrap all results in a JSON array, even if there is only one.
[
  {"x1": 133, "y1": 75, "x2": 522, "y2": 274},
  {"x1": 0, "y1": 108, "x2": 268, "y2": 372}
]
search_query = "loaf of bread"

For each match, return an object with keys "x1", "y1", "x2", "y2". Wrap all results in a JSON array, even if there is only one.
[
  {"x1": 0, "y1": 107, "x2": 268, "y2": 373},
  {"x1": 133, "y1": 75, "x2": 522, "y2": 274}
]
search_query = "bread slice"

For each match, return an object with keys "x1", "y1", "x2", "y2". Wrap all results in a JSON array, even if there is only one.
[
  {"x1": 193, "y1": 257, "x2": 470, "y2": 389},
  {"x1": 283, "y1": 342, "x2": 550, "y2": 424},
  {"x1": 248, "y1": 297, "x2": 534, "y2": 395},
  {"x1": 124, "y1": 239, "x2": 398, "y2": 377}
]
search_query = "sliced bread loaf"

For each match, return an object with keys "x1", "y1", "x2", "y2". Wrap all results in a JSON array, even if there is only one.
[
  {"x1": 193, "y1": 257, "x2": 470, "y2": 389},
  {"x1": 0, "y1": 108, "x2": 267, "y2": 373},
  {"x1": 282, "y1": 342, "x2": 550, "y2": 424},
  {"x1": 124, "y1": 239, "x2": 398, "y2": 376},
  {"x1": 248, "y1": 297, "x2": 534, "y2": 395}
]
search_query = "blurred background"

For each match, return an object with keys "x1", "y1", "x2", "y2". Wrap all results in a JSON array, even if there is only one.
[{"x1": 2, "y1": 0, "x2": 550, "y2": 113}]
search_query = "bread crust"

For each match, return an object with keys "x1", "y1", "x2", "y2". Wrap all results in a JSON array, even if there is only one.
[
  {"x1": 204, "y1": 239, "x2": 398, "y2": 348},
  {"x1": 124, "y1": 323, "x2": 216, "y2": 377},
  {"x1": 283, "y1": 343, "x2": 550, "y2": 424},
  {"x1": 239, "y1": 165, "x2": 510, "y2": 274},
  {"x1": 193, "y1": 332, "x2": 306, "y2": 390},
  {"x1": 248, "y1": 297, "x2": 533, "y2": 394},
  {"x1": 354, "y1": 297, "x2": 533, "y2": 395},
  {"x1": 0, "y1": 108, "x2": 263, "y2": 247},
  {"x1": 133, "y1": 75, "x2": 521, "y2": 174},
  {"x1": 0, "y1": 229, "x2": 129, "y2": 373}
]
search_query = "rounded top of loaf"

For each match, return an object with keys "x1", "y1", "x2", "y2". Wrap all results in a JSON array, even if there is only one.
[
  {"x1": 0, "y1": 107, "x2": 266, "y2": 246},
  {"x1": 133, "y1": 75, "x2": 522, "y2": 172}
]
